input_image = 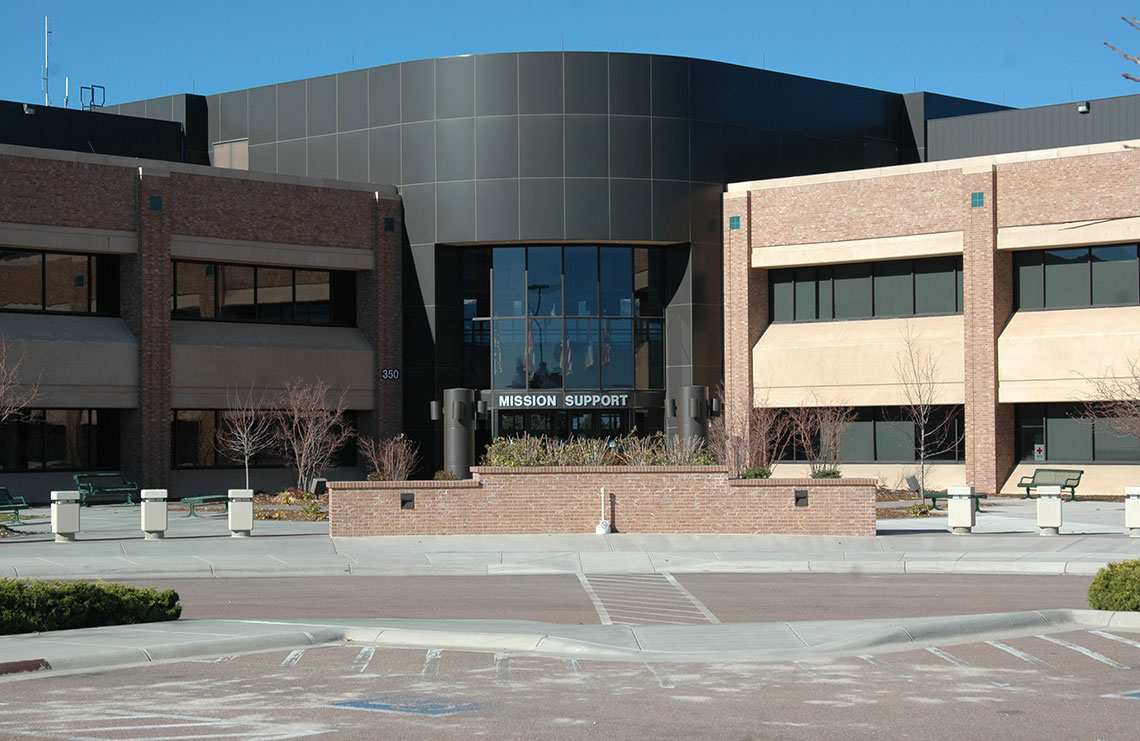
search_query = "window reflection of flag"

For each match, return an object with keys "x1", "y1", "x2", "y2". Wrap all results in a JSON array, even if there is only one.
[
  {"x1": 527, "y1": 321, "x2": 535, "y2": 364},
  {"x1": 562, "y1": 336, "x2": 572, "y2": 373},
  {"x1": 601, "y1": 324, "x2": 611, "y2": 367}
]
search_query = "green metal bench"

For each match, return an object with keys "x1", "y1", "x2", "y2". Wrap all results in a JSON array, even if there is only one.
[
  {"x1": 1018, "y1": 468, "x2": 1083, "y2": 501},
  {"x1": 0, "y1": 487, "x2": 29, "y2": 524},
  {"x1": 73, "y1": 472, "x2": 139, "y2": 506},
  {"x1": 181, "y1": 494, "x2": 230, "y2": 518}
]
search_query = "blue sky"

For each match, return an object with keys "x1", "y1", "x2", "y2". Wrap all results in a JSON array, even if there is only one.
[{"x1": 1, "y1": 0, "x2": 1138, "y2": 108}]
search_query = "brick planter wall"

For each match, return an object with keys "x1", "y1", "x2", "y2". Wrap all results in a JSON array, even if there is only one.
[{"x1": 327, "y1": 468, "x2": 877, "y2": 537}]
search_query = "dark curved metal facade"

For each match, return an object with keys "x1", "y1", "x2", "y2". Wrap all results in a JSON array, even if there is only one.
[{"x1": 116, "y1": 52, "x2": 1007, "y2": 468}]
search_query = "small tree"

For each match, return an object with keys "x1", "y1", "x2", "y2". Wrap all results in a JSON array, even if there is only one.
[
  {"x1": 748, "y1": 393, "x2": 793, "y2": 474},
  {"x1": 215, "y1": 386, "x2": 276, "y2": 491},
  {"x1": 895, "y1": 323, "x2": 964, "y2": 496},
  {"x1": 787, "y1": 398, "x2": 854, "y2": 477},
  {"x1": 1105, "y1": 16, "x2": 1140, "y2": 83},
  {"x1": 359, "y1": 433, "x2": 420, "y2": 481},
  {"x1": 1084, "y1": 357, "x2": 1140, "y2": 443},
  {"x1": 275, "y1": 379, "x2": 355, "y2": 492},
  {"x1": 0, "y1": 338, "x2": 37, "y2": 424}
]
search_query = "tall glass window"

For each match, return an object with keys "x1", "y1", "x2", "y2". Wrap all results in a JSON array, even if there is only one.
[
  {"x1": 564, "y1": 246, "x2": 598, "y2": 316},
  {"x1": 528, "y1": 317, "x2": 563, "y2": 389},
  {"x1": 600, "y1": 247, "x2": 634, "y2": 317},
  {"x1": 526, "y1": 247, "x2": 561, "y2": 318},
  {"x1": 564, "y1": 318, "x2": 600, "y2": 388},
  {"x1": 493, "y1": 319, "x2": 527, "y2": 389},
  {"x1": 601, "y1": 319, "x2": 634, "y2": 388},
  {"x1": 492, "y1": 247, "x2": 525, "y2": 317},
  {"x1": 0, "y1": 248, "x2": 118, "y2": 316}
]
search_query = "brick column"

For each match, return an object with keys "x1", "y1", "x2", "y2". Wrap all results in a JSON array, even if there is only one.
[
  {"x1": 122, "y1": 168, "x2": 173, "y2": 487},
  {"x1": 723, "y1": 192, "x2": 769, "y2": 460},
  {"x1": 357, "y1": 194, "x2": 404, "y2": 439},
  {"x1": 962, "y1": 166, "x2": 1015, "y2": 495}
]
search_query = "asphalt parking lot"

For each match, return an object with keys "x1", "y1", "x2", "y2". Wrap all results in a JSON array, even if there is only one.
[
  {"x1": 4, "y1": 626, "x2": 1140, "y2": 739},
  {"x1": 128, "y1": 573, "x2": 1095, "y2": 624}
]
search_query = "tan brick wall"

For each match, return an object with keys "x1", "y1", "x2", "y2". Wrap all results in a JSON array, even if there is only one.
[
  {"x1": 748, "y1": 170, "x2": 964, "y2": 247},
  {"x1": 328, "y1": 468, "x2": 877, "y2": 537},
  {"x1": 997, "y1": 150, "x2": 1140, "y2": 227}
]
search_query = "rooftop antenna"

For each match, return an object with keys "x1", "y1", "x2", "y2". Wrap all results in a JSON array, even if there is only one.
[
  {"x1": 64, "y1": 76, "x2": 69, "y2": 108},
  {"x1": 42, "y1": 16, "x2": 51, "y2": 106}
]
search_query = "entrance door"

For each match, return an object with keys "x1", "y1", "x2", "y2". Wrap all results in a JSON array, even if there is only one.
[{"x1": 497, "y1": 410, "x2": 632, "y2": 439}]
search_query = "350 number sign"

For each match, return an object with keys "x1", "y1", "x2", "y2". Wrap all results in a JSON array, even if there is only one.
[{"x1": 380, "y1": 368, "x2": 401, "y2": 381}]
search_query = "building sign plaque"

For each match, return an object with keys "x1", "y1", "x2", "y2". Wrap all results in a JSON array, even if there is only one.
[{"x1": 493, "y1": 392, "x2": 632, "y2": 410}]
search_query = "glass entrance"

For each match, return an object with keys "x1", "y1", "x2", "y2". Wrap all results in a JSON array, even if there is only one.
[{"x1": 497, "y1": 410, "x2": 633, "y2": 439}]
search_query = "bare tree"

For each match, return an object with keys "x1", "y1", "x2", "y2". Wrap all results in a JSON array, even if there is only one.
[
  {"x1": 275, "y1": 379, "x2": 355, "y2": 492},
  {"x1": 1106, "y1": 16, "x2": 1140, "y2": 83},
  {"x1": 216, "y1": 386, "x2": 276, "y2": 491},
  {"x1": 359, "y1": 433, "x2": 420, "y2": 481},
  {"x1": 895, "y1": 323, "x2": 964, "y2": 496},
  {"x1": 1084, "y1": 357, "x2": 1140, "y2": 442},
  {"x1": 787, "y1": 398, "x2": 855, "y2": 477},
  {"x1": 706, "y1": 385, "x2": 748, "y2": 476},
  {"x1": 0, "y1": 338, "x2": 37, "y2": 424},
  {"x1": 748, "y1": 394, "x2": 794, "y2": 474}
]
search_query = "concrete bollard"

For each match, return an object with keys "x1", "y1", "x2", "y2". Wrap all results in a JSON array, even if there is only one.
[
  {"x1": 50, "y1": 490, "x2": 80, "y2": 543},
  {"x1": 947, "y1": 486, "x2": 976, "y2": 534},
  {"x1": 1037, "y1": 485, "x2": 1063, "y2": 536},
  {"x1": 140, "y1": 489, "x2": 168, "y2": 540},
  {"x1": 228, "y1": 489, "x2": 254, "y2": 537},
  {"x1": 1125, "y1": 487, "x2": 1140, "y2": 537}
]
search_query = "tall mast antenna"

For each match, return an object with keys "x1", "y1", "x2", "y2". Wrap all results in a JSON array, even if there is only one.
[{"x1": 42, "y1": 16, "x2": 51, "y2": 105}]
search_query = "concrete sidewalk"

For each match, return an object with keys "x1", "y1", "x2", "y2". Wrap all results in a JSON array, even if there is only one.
[
  {"x1": 1, "y1": 499, "x2": 1137, "y2": 579},
  {"x1": 3, "y1": 610, "x2": 1140, "y2": 676}
]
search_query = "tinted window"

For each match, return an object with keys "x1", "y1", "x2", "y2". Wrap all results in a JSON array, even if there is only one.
[
  {"x1": 493, "y1": 319, "x2": 527, "y2": 389},
  {"x1": 770, "y1": 269, "x2": 794, "y2": 322},
  {"x1": 873, "y1": 260, "x2": 913, "y2": 317},
  {"x1": 1046, "y1": 413, "x2": 1093, "y2": 461},
  {"x1": 257, "y1": 267, "x2": 294, "y2": 322},
  {"x1": 463, "y1": 248, "x2": 491, "y2": 317},
  {"x1": 634, "y1": 247, "x2": 665, "y2": 317},
  {"x1": 794, "y1": 267, "x2": 816, "y2": 321},
  {"x1": 564, "y1": 246, "x2": 598, "y2": 316},
  {"x1": 601, "y1": 319, "x2": 634, "y2": 388},
  {"x1": 564, "y1": 318, "x2": 599, "y2": 388},
  {"x1": 174, "y1": 262, "x2": 215, "y2": 318},
  {"x1": 294, "y1": 270, "x2": 330, "y2": 324},
  {"x1": 463, "y1": 318, "x2": 491, "y2": 389},
  {"x1": 600, "y1": 247, "x2": 633, "y2": 316},
  {"x1": 914, "y1": 257, "x2": 957, "y2": 315},
  {"x1": 1014, "y1": 250, "x2": 1044, "y2": 309},
  {"x1": 1043, "y1": 248, "x2": 1089, "y2": 309},
  {"x1": 838, "y1": 409, "x2": 874, "y2": 461},
  {"x1": 528, "y1": 317, "x2": 563, "y2": 388},
  {"x1": 492, "y1": 247, "x2": 525, "y2": 317},
  {"x1": 635, "y1": 319, "x2": 664, "y2": 389},
  {"x1": 44, "y1": 254, "x2": 89, "y2": 313},
  {"x1": 0, "y1": 250, "x2": 43, "y2": 311},
  {"x1": 833, "y1": 263, "x2": 872, "y2": 319},
  {"x1": 527, "y1": 247, "x2": 562, "y2": 317},
  {"x1": 218, "y1": 265, "x2": 256, "y2": 321},
  {"x1": 1091, "y1": 244, "x2": 1139, "y2": 306},
  {"x1": 0, "y1": 409, "x2": 119, "y2": 472}
]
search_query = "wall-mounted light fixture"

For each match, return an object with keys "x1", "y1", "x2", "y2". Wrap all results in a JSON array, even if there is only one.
[{"x1": 1077, "y1": 101, "x2": 1090, "y2": 114}]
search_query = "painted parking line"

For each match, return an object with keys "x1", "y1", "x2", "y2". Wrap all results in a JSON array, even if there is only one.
[
  {"x1": 422, "y1": 648, "x2": 442, "y2": 678},
  {"x1": 1089, "y1": 630, "x2": 1140, "y2": 650},
  {"x1": 1035, "y1": 635, "x2": 1130, "y2": 669},
  {"x1": 351, "y1": 646, "x2": 375, "y2": 673},
  {"x1": 924, "y1": 647, "x2": 968, "y2": 667},
  {"x1": 986, "y1": 640, "x2": 1049, "y2": 666},
  {"x1": 280, "y1": 649, "x2": 306, "y2": 667},
  {"x1": 579, "y1": 573, "x2": 719, "y2": 625}
]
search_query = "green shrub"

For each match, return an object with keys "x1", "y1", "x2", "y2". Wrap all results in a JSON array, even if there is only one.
[
  {"x1": 740, "y1": 466, "x2": 771, "y2": 479},
  {"x1": 433, "y1": 469, "x2": 459, "y2": 481},
  {"x1": 1088, "y1": 560, "x2": 1140, "y2": 611},
  {"x1": 0, "y1": 579, "x2": 181, "y2": 635},
  {"x1": 810, "y1": 467, "x2": 842, "y2": 479},
  {"x1": 480, "y1": 432, "x2": 717, "y2": 467}
]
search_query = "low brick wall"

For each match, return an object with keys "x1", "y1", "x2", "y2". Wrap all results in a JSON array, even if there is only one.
[{"x1": 328, "y1": 468, "x2": 876, "y2": 537}]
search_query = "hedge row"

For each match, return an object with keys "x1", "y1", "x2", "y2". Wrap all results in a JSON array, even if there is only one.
[
  {"x1": 0, "y1": 579, "x2": 181, "y2": 635},
  {"x1": 481, "y1": 432, "x2": 716, "y2": 467},
  {"x1": 1088, "y1": 560, "x2": 1140, "y2": 611}
]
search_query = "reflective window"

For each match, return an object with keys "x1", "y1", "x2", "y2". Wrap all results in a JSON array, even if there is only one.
[
  {"x1": 601, "y1": 319, "x2": 634, "y2": 388},
  {"x1": 0, "y1": 409, "x2": 119, "y2": 472},
  {"x1": 600, "y1": 247, "x2": 633, "y2": 316},
  {"x1": 873, "y1": 260, "x2": 913, "y2": 317},
  {"x1": 528, "y1": 317, "x2": 564, "y2": 389},
  {"x1": 44, "y1": 254, "x2": 89, "y2": 313},
  {"x1": 1044, "y1": 248, "x2": 1089, "y2": 309},
  {"x1": 0, "y1": 249, "x2": 117, "y2": 315},
  {"x1": 564, "y1": 318, "x2": 599, "y2": 388},
  {"x1": 492, "y1": 247, "x2": 525, "y2": 316},
  {"x1": 832, "y1": 263, "x2": 872, "y2": 319},
  {"x1": 218, "y1": 265, "x2": 256, "y2": 321},
  {"x1": 463, "y1": 248, "x2": 491, "y2": 318},
  {"x1": 794, "y1": 267, "x2": 816, "y2": 321},
  {"x1": 294, "y1": 270, "x2": 330, "y2": 324},
  {"x1": 634, "y1": 247, "x2": 665, "y2": 317},
  {"x1": 257, "y1": 267, "x2": 294, "y2": 322},
  {"x1": 172, "y1": 410, "x2": 354, "y2": 468},
  {"x1": 527, "y1": 247, "x2": 562, "y2": 317},
  {"x1": 778, "y1": 405, "x2": 964, "y2": 462},
  {"x1": 492, "y1": 319, "x2": 527, "y2": 389},
  {"x1": 1092, "y1": 245, "x2": 1139, "y2": 306},
  {"x1": 564, "y1": 246, "x2": 598, "y2": 316},
  {"x1": 635, "y1": 319, "x2": 664, "y2": 389},
  {"x1": 915, "y1": 257, "x2": 958, "y2": 314},
  {"x1": 172, "y1": 262, "x2": 352, "y2": 326}
]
